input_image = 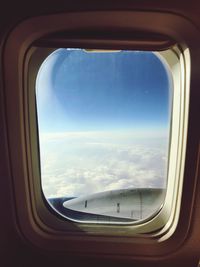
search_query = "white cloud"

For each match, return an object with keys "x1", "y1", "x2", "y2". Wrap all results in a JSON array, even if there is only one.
[{"x1": 40, "y1": 131, "x2": 169, "y2": 198}]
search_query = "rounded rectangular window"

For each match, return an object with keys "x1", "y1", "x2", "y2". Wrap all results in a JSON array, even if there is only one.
[{"x1": 36, "y1": 48, "x2": 172, "y2": 224}]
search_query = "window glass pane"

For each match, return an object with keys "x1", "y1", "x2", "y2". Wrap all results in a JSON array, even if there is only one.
[{"x1": 36, "y1": 48, "x2": 172, "y2": 223}]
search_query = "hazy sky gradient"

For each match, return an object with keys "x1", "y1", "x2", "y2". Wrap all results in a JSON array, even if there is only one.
[{"x1": 36, "y1": 49, "x2": 171, "y2": 132}]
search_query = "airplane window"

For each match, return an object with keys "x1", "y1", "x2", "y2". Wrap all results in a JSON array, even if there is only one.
[{"x1": 36, "y1": 48, "x2": 172, "y2": 224}]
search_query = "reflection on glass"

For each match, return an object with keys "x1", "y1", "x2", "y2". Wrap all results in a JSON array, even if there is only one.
[{"x1": 36, "y1": 49, "x2": 172, "y2": 223}]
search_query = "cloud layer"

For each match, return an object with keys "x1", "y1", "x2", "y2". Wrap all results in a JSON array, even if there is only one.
[{"x1": 40, "y1": 131, "x2": 169, "y2": 198}]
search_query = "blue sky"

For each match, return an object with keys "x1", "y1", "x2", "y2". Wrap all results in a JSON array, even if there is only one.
[
  {"x1": 36, "y1": 49, "x2": 171, "y2": 133},
  {"x1": 36, "y1": 49, "x2": 172, "y2": 198}
]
